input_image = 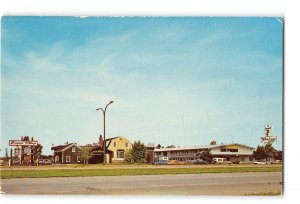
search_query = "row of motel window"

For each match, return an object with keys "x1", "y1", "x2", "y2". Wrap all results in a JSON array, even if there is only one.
[
  {"x1": 156, "y1": 149, "x2": 239, "y2": 157},
  {"x1": 221, "y1": 148, "x2": 238, "y2": 152},
  {"x1": 159, "y1": 156, "x2": 253, "y2": 162}
]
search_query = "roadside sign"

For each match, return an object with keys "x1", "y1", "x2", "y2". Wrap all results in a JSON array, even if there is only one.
[{"x1": 9, "y1": 140, "x2": 38, "y2": 146}]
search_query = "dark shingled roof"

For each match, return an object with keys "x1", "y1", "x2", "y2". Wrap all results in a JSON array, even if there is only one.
[{"x1": 51, "y1": 143, "x2": 73, "y2": 151}]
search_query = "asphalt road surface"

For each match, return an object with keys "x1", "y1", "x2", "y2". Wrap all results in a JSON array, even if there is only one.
[{"x1": 1, "y1": 172, "x2": 282, "y2": 195}]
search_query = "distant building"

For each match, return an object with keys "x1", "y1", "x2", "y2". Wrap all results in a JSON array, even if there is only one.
[
  {"x1": 154, "y1": 143, "x2": 255, "y2": 163},
  {"x1": 51, "y1": 142, "x2": 82, "y2": 164},
  {"x1": 51, "y1": 135, "x2": 132, "y2": 164}
]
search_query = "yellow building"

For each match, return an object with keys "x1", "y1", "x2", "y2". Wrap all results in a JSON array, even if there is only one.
[{"x1": 106, "y1": 136, "x2": 132, "y2": 162}]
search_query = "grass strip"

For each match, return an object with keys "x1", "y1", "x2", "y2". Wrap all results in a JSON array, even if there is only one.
[
  {"x1": 0, "y1": 166, "x2": 282, "y2": 179},
  {"x1": 245, "y1": 191, "x2": 282, "y2": 196}
]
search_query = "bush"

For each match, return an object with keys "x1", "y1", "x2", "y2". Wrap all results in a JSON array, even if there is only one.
[
  {"x1": 124, "y1": 148, "x2": 133, "y2": 163},
  {"x1": 131, "y1": 140, "x2": 147, "y2": 163}
]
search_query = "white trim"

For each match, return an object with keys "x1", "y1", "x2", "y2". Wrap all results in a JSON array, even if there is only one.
[
  {"x1": 117, "y1": 150, "x2": 125, "y2": 159},
  {"x1": 61, "y1": 143, "x2": 78, "y2": 152},
  {"x1": 66, "y1": 156, "x2": 71, "y2": 163},
  {"x1": 55, "y1": 156, "x2": 59, "y2": 163}
]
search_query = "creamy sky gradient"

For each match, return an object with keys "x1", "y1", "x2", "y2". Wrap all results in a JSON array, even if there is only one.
[{"x1": 1, "y1": 17, "x2": 283, "y2": 155}]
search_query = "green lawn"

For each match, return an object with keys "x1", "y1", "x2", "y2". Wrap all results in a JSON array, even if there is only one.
[{"x1": 0, "y1": 166, "x2": 282, "y2": 179}]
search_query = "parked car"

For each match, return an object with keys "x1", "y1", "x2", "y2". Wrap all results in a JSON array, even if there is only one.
[
  {"x1": 167, "y1": 160, "x2": 191, "y2": 165},
  {"x1": 154, "y1": 160, "x2": 168, "y2": 165},
  {"x1": 213, "y1": 158, "x2": 232, "y2": 164},
  {"x1": 253, "y1": 160, "x2": 267, "y2": 164},
  {"x1": 38, "y1": 159, "x2": 52, "y2": 165},
  {"x1": 166, "y1": 160, "x2": 177, "y2": 165},
  {"x1": 269, "y1": 160, "x2": 282, "y2": 164},
  {"x1": 189, "y1": 159, "x2": 209, "y2": 164}
]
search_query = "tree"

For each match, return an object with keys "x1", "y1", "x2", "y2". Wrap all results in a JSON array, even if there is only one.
[
  {"x1": 265, "y1": 143, "x2": 276, "y2": 161},
  {"x1": 32, "y1": 144, "x2": 43, "y2": 161},
  {"x1": 199, "y1": 149, "x2": 213, "y2": 163},
  {"x1": 131, "y1": 140, "x2": 147, "y2": 163},
  {"x1": 274, "y1": 150, "x2": 283, "y2": 160},
  {"x1": 253, "y1": 145, "x2": 267, "y2": 161},
  {"x1": 210, "y1": 141, "x2": 217, "y2": 145},
  {"x1": 79, "y1": 146, "x2": 93, "y2": 164},
  {"x1": 166, "y1": 145, "x2": 176, "y2": 148},
  {"x1": 156, "y1": 144, "x2": 161, "y2": 149},
  {"x1": 124, "y1": 148, "x2": 133, "y2": 163}
]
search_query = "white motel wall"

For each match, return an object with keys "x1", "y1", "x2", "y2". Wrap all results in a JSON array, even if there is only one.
[{"x1": 154, "y1": 143, "x2": 255, "y2": 163}]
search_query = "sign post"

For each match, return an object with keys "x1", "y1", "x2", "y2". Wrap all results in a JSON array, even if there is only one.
[
  {"x1": 9, "y1": 137, "x2": 39, "y2": 166},
  {"x1": 260, "y1": 125, "x2": 277, "y2": 145}
]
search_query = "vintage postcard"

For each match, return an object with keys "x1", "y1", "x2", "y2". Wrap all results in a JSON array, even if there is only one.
[{"x1": 1, "y1": 16, "x2": 283, "y2": 195}]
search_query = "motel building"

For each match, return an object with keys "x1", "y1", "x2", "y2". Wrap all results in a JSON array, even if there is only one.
[{"x1": 154, "y1": 143, "x2": 255, "y2": 163}]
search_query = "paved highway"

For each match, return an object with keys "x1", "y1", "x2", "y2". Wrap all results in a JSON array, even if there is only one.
[{"x1": 1, "y1": 172, "x2": 282, "y2": 195}]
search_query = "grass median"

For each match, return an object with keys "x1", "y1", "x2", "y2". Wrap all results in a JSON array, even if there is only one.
[{"x1": 0, "y1": 165, "x2": 282, "y2": 179}]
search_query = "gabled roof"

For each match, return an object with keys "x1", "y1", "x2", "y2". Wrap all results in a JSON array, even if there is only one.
[{"x1": 51, "y1": 143, "x2": 80, "y2": 152}]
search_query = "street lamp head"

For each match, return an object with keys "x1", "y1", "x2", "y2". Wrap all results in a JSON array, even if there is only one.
[
  {"x1": 96, "y1": 108, "x2": 100, "y2": 111},
  {"x1": 110, "y1": 101, "x2": 114, "y2": 104}
]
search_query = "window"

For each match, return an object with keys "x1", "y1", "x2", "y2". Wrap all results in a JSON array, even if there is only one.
[
  {"x1": 117, "y1": 150, "x2": 125, "y2": 158},
  {"x1": 55, "y1": 156, "x2": 59, "y2": 163},
  {"x1": 114, "y1": 142, "x2": 116, "y2": 147},
  {"x1": 77, "y1": 156, "x2": 81, "y2": 162},
  {"x1": 125, "y1": 142, "x2": 128, "y2": 147},
  {"x1": 221, "y1": 148, "x2": 238, "y2": 152},
  {"x1": 66, "y1": 156, "x2": 71, "y2": 163},
  {"x1": 72, "y1": 147, "x2": 76, "y2": 152}
]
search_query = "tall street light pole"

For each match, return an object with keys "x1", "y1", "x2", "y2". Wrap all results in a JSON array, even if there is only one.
[{"x1": 96, "y1": 100, "x2": 114, "y2": 164}]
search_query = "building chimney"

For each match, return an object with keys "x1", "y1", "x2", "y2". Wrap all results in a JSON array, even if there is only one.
[{"x1": 99, "y1": 135, "x2": 103, "y2": 148}]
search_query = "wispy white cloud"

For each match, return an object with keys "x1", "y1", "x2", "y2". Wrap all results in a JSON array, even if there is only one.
[{"x1": 25, "y1": 43, "x2": 67, "y2": 72}]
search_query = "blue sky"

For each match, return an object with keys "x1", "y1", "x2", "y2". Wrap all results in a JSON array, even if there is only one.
[{"x1": 1, "y1": 17, "x2": 283, "y2": 156}]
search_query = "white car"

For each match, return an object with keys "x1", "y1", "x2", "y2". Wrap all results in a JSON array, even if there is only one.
[
  {"x1": 213, "y1": 158, "x2": 232, "y2": 164},
  {"x1": 253, "y1": 160, "x2": 267, "y2": 164}
]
